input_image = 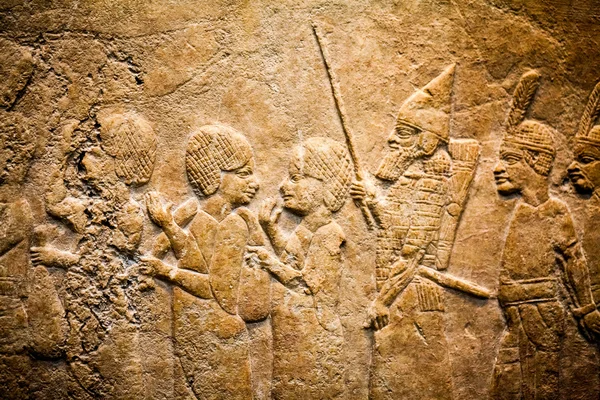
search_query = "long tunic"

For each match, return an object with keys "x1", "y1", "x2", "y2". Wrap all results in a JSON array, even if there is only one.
[
  {"x1": 271, "y1": 219, "x2": 346, "y2": 399},
  {"x1": 173, "y1": 206, "x2": 269, "y2": 399},
  {"x1": 492, "y1": 198, "x2": 581, "y2": 400}
]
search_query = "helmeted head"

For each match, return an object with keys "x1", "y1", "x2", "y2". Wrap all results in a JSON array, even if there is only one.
[
  {"x1": 99, "y1": 111, "x2": 157, "y2": 186},
  {"x1": 376, "y1": 64, "x2": 455, "y2": 181},
  {"x1": 494, "y1": 70, "x2": 556, "y2": 195},
  {"x1": 186, "y1": 124, "x2": 259, "y2": 207},
  {"x1": 494, "y1": 120, "x2": 556, "y2": 195},
  {"x1": 568, "y1": 81, "x2": 600, "y2": 194},
  {"x1": 280, "y1": 137, "x2": 353, "y2": 216}
]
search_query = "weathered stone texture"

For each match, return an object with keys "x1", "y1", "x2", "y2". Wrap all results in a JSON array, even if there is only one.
[{"x1": 2, "y1": 0, "x2": 600, "y2": 399}]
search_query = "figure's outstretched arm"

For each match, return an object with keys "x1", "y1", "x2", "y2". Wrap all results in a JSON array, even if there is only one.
[
  {"x1": 245, "y1": 246, "x2": 303, "y2": 287},
  {"x1": 146, "y1": 192, "x2": 207, "y2": 273},
  {"x1": 140, "y1": 256, "x2": 212, "y2": 299}
]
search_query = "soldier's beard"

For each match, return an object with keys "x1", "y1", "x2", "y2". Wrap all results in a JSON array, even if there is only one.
[{"x1": 376, "y1": 147, "x2": 419, "y2": 181}]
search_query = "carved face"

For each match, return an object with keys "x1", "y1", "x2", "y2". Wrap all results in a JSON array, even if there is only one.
[
  {"x1": 568, "y1": 144, "x2": 600, "y2": 194},
  {"x1": 80, "y1": 147, "x2": 114, "y2": 189},
  {"x1": 220, "y1": 158, "x2": 259, "y2": 207},
  {"x1": 494, "y1": 145, "x2": 531, "y2": 195},
  {"x1": 376, "y1": 121, "x2": 439, "y2": 181},
  {"x1": 280, "y1": 152, "x2": 325, "y2": 216}
]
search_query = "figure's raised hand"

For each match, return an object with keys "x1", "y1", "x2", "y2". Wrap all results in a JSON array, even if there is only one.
[
  {"x1": 365, "y1": 299, "x2": 390, "y2": 331},
  {"x1": 259, "y1": 198, "x2": 282, "y2": 230},
  {"x1": 145, "y1": 192, "x2": 174, "y2": 228}
]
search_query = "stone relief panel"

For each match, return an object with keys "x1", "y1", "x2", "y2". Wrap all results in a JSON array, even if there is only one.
[{"x1": 2, "y1": 1, "x2": 600, "y2": 399}]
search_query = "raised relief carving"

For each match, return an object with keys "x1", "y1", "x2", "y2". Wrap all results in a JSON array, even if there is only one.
[
  {"x1": 569, "y1": 81, "x2": 600, "y2": 328},
  {"x1": 0, "y1": 112, "x2": 36, "y2": 398},
  {"x1": 492, "y1": 71, "x2": 600, "y2": 400},
  {"x1": 30, "y1": 112, "x2": 155, "y2": 398},
  {"x1": 246, "y1": 136, "x2": 352, "y2": 399},
  {"x1": 141, "y1": 124, "x2": 268, "y2": 400},
  {"x1": 350, "y1": 64, "x2": 487, "y2": 400}
]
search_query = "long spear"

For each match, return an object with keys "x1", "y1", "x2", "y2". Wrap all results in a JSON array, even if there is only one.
[{"x1": 312, "y1": 23, "x2": 376, "y2": 230}]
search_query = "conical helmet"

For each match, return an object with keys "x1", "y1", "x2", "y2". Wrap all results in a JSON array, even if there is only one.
[{"x1": 396, "y1": 64, "x2": 455, "y2": 143}]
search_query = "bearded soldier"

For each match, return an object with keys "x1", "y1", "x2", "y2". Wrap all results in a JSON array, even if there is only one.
[
  {"x1": 351, "y1": 64, "x2": 481, "y2": 399},
  {"x1": 568, "y1": 80, "x2": 600, "y2": 314},
  {"x1": 492, "y1": 71, "x2": 600, "y2": 400}
]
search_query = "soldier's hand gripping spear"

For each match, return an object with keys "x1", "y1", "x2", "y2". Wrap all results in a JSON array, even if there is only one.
[{"x1": 312, "y1": 23, "x2": 376, "y2": 230}]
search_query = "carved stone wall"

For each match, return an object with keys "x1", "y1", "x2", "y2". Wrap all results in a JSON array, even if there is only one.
[{"x1": 2, "y1": 1, "x2": 600, "y2": 399}]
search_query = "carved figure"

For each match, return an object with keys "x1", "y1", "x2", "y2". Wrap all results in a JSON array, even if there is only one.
[
  {"x1": 30, "y1": 112, "x2": 155, "y2": 398},
  {"x1": 491, "y1": 71, "x2": 600, "y2": 400},
  {"x1": 568, "y1": 80, "x2": 600, "y2": 316},
  {"x1": 0, "y1": 112, "x2": 35, "y2": 398},
  {"x1": 350, "y1": 65, "x2": 483, "y2": 399},
  {"x1": 245, "y1": 137, "x2": 352, "y2": 399},
  {"x1": 141, "y1": 124, "x2": 267, "y2": 399}
]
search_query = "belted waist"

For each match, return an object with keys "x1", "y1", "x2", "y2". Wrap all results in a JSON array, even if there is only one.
[{"x1": 499, "y1": 278, "x2": 557, "y2": 306}]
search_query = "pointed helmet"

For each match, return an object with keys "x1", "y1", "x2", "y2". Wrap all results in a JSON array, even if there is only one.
[{"x1": 396, "y1": 64, "x2": 455, "y2": 142}]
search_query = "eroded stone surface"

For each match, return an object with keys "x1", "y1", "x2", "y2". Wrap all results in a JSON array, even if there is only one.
[{"x1": 2, "y1": 1, "x2": 600, "y2": 399}]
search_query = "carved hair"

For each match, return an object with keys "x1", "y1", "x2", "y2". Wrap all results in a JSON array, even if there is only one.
[
  {"x1": 99, "y1": 112, "x2": 157, "y2": 186},
  {"x1": 300, "y1": 137, "x2": 353, "y2": 212},
  {"x1": 186, "y1": 124, "x2": 253, "y2": 196}
]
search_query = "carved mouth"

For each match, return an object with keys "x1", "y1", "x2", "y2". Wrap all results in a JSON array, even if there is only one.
[
  {"x1": 568, "y1": 172, "x2": 585, "y2": 181},
  {"x1": 494, "y1": 176, "x2": 509, "y2": 185}
]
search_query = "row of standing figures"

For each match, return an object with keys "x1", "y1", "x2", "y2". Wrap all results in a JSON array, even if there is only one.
[{"x1": 5, "y1": 64, "x2": 600, "y2": 400}]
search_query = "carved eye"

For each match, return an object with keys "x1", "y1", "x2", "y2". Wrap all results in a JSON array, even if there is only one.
[
  {"x1": 290, "y1": 174, "x2": 302, "y2": 183},
  {"x1": 236, "y1": 169, "x2": 251, "y2": 178},
  {"x1": 502, "y1": 154, "x2": 521, "y2": 165},
  {"x1": 579, "y1": 156, "x2": 596, "y2": 165}
]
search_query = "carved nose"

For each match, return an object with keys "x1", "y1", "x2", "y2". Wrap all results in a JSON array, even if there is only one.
[
  {"x1": 388, "y1": 134, "x2": 401, "y2": 145},
  {"x1": 493, "y1": 162, "x2": 505, "y2": 175},
  {"x1": 567, "y1": 162, "x2": 578, "y2": 174}
]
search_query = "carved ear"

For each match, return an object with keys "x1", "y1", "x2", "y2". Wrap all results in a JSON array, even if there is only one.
[
  {"x1": 506, "y1": 70, "x2": 541, "y2": 132},
  {"x1": 578, "y1": 80, "x2": 600, "y2": 139}
]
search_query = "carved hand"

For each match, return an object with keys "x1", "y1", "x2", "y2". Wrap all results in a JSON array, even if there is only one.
[
  {"x1": 259, "y1": 198, "x2": 282, "y2": 231},
  {"x1": 350, "y1": 179, "x2": 376, "y2": 203},
  {"x1": 583, "y1": 309, "x2": 600, "y2": 335},
  {"x1": 245, "y1": 245, "x2": 277, "y2": 271},
  {"x1": 139, "y1": 255, "x2": 173, "y2": 278},
  {"x1": 145, "y1": 192, "x2": 174, "y2": 228},
  {"x1": 366, "y1": 298, "x2": 390, "y2": 331}
]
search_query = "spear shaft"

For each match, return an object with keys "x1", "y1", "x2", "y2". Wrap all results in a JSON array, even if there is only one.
[{"x1": 312, "y1": 23, "x2": 376, "y2": 230}]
